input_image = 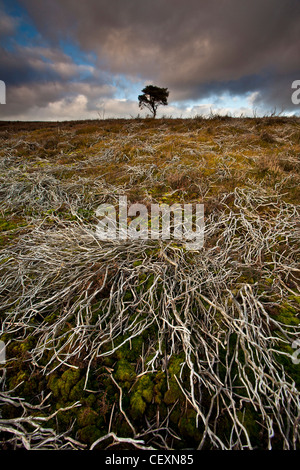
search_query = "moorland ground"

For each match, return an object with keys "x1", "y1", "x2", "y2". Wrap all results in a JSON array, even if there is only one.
[{"x1": 0, "y1": 116, "x2": 299, "y2": 450}]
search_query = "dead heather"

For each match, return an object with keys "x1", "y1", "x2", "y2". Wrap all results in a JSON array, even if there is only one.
[{"x1": 0, "y1": 116, "x2": 299, "y2": 450}]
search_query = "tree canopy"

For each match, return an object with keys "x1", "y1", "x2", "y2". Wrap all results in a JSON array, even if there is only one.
[{"x1": 138, "y1": 85, "x2": 169, "y2": 118}]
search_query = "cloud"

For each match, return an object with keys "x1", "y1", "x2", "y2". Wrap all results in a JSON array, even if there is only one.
[
  {"x1": 1, "y1": 0, "x2": 300, "y2": 119},
  {"x1": 0, "y1": 41, "x2": 97, "y2": 86},
  {"x1": 2, "y1": 94, "x2": 140, "y2": 121},
  {"x1": 1, "y1": 79, "x2": 118, "y2": 120},
  {"x1": 0, "y1": 37, "x2": 116, "y2": 119},
  {"x1": 0, "y1": 8, "x2": 18, "y2": 38},
  {"x1": 20, "y1": 0, "x2": 300, "y2": 108}
]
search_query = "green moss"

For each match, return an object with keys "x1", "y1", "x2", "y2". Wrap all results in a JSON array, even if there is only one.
[
  {"x1": 169, "y1": 407, "x2": 181, "y2": 425},
  {"x1": 44, "y1": 311, "x2": 60, "y2": 325},
  {"x1": 164, "y1": 387, "x2": 181, "y2": 405},
  {"x1": 142, "y1": 386, "x2": 153, "y2": 403},
  {"x1": 114, "y1": 359, "x2": 136, "y2": 384},
  {"x1": 7, "y1": 336, "x2": 37, "y2": 359},
  {"x1": 135, "y1": 375, "x2": 154, "y2": 402},
  {"x1": 77, "y1": 407, "x2": 98, "y2": 427},
  {"x1": 178, "y1": 409, "x2": 202, "y2": 443},
  {"x1": 85, "y1": 393, "x2": 96, "y2": 407},
  {"x1": 69, "y1": 377, "x2": 85, "y2": 401},
  {"x1": 288, "y1": 295, "x2": 300, "y2": 305},
  {"x1": 0, "y1": 215, "x2": 27, "y2": 246},
  {"x1": 130, "y1": 394, "x2": 147, "y2": 419},
  {"x1": 114, "y1": 332, "x2": 145, "y2": 363},
  {"x1": 9, "y1": 370, "x2": 28, "y2": 389},
  {"x1": 77, "y1": 425, "x2": 103, "y2": 445},
  {"x1": 153, "y1": 371, "x2": 167, "y2": 405},
  {"x1": 133, "y1": 260, "x2": 142, "y2": 267},
  {"x1": 123, "y1": 290, "x2": 134, "y2": 301},
  {"x1": 77, "y1": 208, "x2": 94, "y2": 221},
  {"x1": 277, "y1": 302, "x2": 299, "y2": 326},
  {"x1": 129, "y1": 374, "x2": 154, "y2": 419},
  {"x1": 48, "y1": 368, "x2": 81, "y2": 401},
  {"x1": 145, "y1": 274, "x2": 155, "y2": 290},
  {"x1": 0, "y1": 216, "x2": 26, "y2": 232},
  {"x1": 115, "y1": 418, "x2": 134, "y2": 438},
  {"x1": 163, "y1": 354, "x2": 185, "y2": 404},
  {"x1": 136, "y1": 273, "x2": 147, "y2": 292}
]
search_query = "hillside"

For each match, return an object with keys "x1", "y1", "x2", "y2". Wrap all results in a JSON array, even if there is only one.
[{"x1": 0, "y1": 116, "x2": 299, "y2": 450}]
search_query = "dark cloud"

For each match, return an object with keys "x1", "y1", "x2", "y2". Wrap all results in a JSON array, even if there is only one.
[
  {"x1": 1, "y1": 0, "x2": 300, "y2": 118},
  {"x1": 0, "y1": 22, "x2": 116, "y2": 118},
  {"x1": 22, "y1": 0, "x2": 300, "y2": 110}
]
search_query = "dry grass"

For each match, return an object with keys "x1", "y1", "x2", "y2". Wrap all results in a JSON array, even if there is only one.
[{"x1": 0, "y1": 116, "x2": 299, "y2": 450}]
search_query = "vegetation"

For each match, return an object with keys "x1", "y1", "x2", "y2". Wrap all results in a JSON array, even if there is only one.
[
  {"x1": 138, "y1": 85, "x2": 169, "y2": 118},
  {"x1": 0, "y1": 115, "x2": 299, "y2": 450}
]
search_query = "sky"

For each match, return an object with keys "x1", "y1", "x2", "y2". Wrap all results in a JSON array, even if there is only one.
[{"x1": 0, "y1": 0, "x2": 299, "y2": 121}]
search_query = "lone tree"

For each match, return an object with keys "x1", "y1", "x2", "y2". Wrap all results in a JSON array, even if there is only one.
[{"x1": 138, "y1": 85, "x2": 169, "y2": 118}]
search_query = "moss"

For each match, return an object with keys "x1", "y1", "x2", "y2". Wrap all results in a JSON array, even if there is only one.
[
  {"x1": 77, "y1": 407, "x2": 98, "y2": 428},
  {"x1": 178, "y1": 409, "x2": 202, "y2": 443},
  {"x1": 169, "y1": 407, "x2": 181, "y2": 425},
  {"x1": 48, "y1": 368, "x2": 81, "y2": 401},
  {"x1": 114, "y1": 332, "x2": 145, "y2": 363},
  {"x1": 85, "y1": 393, "x2": 97, "y2": 407},
  {"x1": 135, "y1": 374, "x2": 154, "y2": 402},
  {"x1": 277, "y1": 302, "x2": 299, "y2": 326},
  {"x1": 0, "y1": 216, "x2": 26, "y2": 233},
  {"x1": 153, "y1": 371, "x2": 167, "y2": 405},
  {"x1": 0, "y1": 215, "x2": 27, "y2": 246},
  {"x1": 133, "y1": 260, "x2": 142, "y2": 267},
  {"x1": 136, "y1": 273, "x2": 147, "y2": 292},
  {"x1": 141, "y1": 384, "x2": 153, "y2": 403},
  {"x1": 129, "y1": 374, "x2": 154, "y2": 419},
  {"x1": 9, "y1": 370, "x2": 28, "y2": 389},
  {"x1": 145, "y1": 274, "x2": 155, "y2": 290},
  {"x1": 44, "y1": 311, "x2": 60, "y2": 325},
  {"x1": 69, "y1": 377, "x2": 85, "y2": 401},
  {"x1": 130, "y1": 394, "x2": 147, "y2": 419},
  {"x1": 288, "y1": 295, "x2": 300, "y2": 305},
  {"x1": 115, "y1": 418, "x2": 134, "y2": 438},
  {"x1": 77, "y1": 207, "x2": 95, "y2": 221},
  {"x1": 8, "y1": 336, "x2": 37, "y2": 357},
  {"x1": 77, "y1": 425, "x2": 103, "y2": 445},
  {"x1": 163, "y1": 354, "x2": 185, "y2": 404},
  {"x1": 114, "y1": 359, "x2": 136, "y2": 384},
  {"x1": 164, "y1": 387, "x2": 181, "y2": 405},
  {"x1": 7, "y1": 339, "x2": 31, "y2": 363},
  {"x1": 89, "y1": 301, "x2": 104, "y2": 324},
  {"x1": 20, "y1": 336, "x2": 37, "y2": 352},
  {"x1": 102, "y1": 356, "x2": 114, "y2": 368},
  {"x1": 123, "y1": 290, "x2": 134, "y2": 301}
]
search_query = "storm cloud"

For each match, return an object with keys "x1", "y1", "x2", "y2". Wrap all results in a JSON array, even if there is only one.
[{"x1": 1, "y1": 0, "x2": 300, "y2": 119}]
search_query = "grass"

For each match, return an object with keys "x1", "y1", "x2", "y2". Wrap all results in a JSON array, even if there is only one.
[{"x1": 0, "y1": 116, "x2": 299, "y2": 450}]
